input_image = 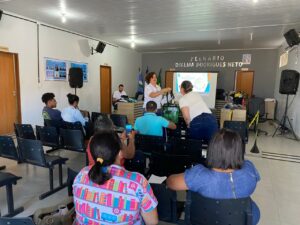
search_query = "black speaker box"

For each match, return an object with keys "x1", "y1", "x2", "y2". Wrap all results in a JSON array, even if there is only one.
[
  {"x1": 95, "y1": 41, "x2": 106, "y2": 53},
  {"x1": 284, "y1": 29, "x2": 300, "y2": 47},
  {"x1": 69, "y1": 67, "x2": 83, "y2": 88},
  {"x1": 0, "y1": 10, "x2": 3, "y2": 21},
  {"x1": 279, "y1": 70, "x2": 300, "y2": 95}
]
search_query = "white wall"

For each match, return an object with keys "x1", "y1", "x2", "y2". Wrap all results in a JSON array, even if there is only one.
[
  {"x1": 0, "y1": 14, "x2": 141, "y2": 126},
  {"x1": 274, "y1": 46, "x2": 300, "y2": 137}
]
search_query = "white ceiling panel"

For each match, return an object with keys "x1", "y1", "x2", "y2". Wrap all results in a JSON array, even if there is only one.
[{"x1": 1, "y1": 0, "x2": 300, "y2": 52}]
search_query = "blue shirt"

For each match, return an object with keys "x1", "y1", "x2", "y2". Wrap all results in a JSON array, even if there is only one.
[
  {"x1": 134, "y1": 112, "x2": 169, "y2": 136},
  {"x1": 184, "y1": 160, "x2": 260, "y2": 225},
  {"x1": 42, "y1": 106, "x2": 62, "y2": 121},
  {"x1": 185, "y1": 160, "x2": 260, "y2": 198},
  {"x1": 61, "y1": 106, "x2": 86, "y2": 126}
]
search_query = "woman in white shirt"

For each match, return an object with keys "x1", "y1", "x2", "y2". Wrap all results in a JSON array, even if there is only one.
[
  {"x1": 179, "y1": 80, "x2": 218, "y2": 143},
  {"x1": 61, "y1": 93, "x2": 87, "y2": 126},
  {"x1": 143, "y1": 72, "x2": 171, "y2": 115}
]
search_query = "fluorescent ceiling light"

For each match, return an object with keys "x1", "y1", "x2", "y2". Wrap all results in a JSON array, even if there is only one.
[{"x1": 61, "y1": 14, "x2": 66, "y2": 23}]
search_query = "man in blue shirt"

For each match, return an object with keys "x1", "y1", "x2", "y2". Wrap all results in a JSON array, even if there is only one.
[
  {"x1": 41, "y1": 93, "x2": 62, "y2": 121},
  {"x1": 134, "y1": 101, "x2": 176, "y2": 136}
]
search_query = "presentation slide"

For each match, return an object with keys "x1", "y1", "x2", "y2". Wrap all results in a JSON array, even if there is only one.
[{"x1": 173, "y1": 72, "x2": 218, "y2": 108}]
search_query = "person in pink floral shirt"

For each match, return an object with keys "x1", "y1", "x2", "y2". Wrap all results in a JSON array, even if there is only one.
[{"x1": 73, "y1": 132, "x2": 158, "y2": 225}]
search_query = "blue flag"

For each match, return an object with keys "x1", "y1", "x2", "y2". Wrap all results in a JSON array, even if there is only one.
[
  {"x1": 144, "y1": 66, "x2": 149, "y2": 85},
  {"x1": 137, "y1": 68, "x2": 144, "y2": 93},
  {"x1": 145, "y1": 66, "x2": 149, "y2": 76}
]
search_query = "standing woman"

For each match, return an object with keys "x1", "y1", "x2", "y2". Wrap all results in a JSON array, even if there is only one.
[
  {"x1": 179, "y1": 80, "x2": 218, "y2": 142},
  {"x1": 144, "y1": 72, "x2": 171, "y2": 115},
  {"x1": 61, "y1": 93, "x2": 87, "y2": 126}
]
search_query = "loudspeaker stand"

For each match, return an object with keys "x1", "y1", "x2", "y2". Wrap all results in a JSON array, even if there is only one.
[
  {"x1": 272, "y1": 95, "x2": 299, "y2": 141},
  {"x1": 250, "y1": 111, "x2": 260, "y2": 154},
  {"x1": 250, "y1": 139, "x2": 260, "y2": 153}
]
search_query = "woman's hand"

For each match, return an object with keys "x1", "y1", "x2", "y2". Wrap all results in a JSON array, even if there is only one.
[
  {"x1": 128, "y1": 130, "x2": 136, "y2": 141},
  {"x1": 161, "y1": 87, "x2": 172, "y2": 94}
]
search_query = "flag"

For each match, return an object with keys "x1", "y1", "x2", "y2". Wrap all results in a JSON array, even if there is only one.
[
  {"x1": 145, "y1": 66, "x2": 149, "y2": 76},
  {"x1": 137, "y1": 68, "x2": 144, "y2": 93},
  {"x1": 157, "y1": 68, "x2": 162, "y2": 86},
  {"x1": 144, "y1": 66, "x2": 149, "y2": 85}
]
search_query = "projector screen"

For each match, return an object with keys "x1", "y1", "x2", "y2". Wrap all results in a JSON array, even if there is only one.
[{"x1": 173, "y1": 72, "x2": 218, "y2": 108}]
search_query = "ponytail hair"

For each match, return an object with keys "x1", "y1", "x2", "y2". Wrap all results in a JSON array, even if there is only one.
[
  {"x1": 181, "y1": 80, "x2": 193, "y2": 94},
  {"x1": 88, "y1": 131, "x2": 121, "y2": 185},
  {"x1": 66, "y1": 93, "x2": 79, "y2": 105}
]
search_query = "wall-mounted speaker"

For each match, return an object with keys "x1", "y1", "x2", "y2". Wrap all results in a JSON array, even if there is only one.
[
  {"x1": 279, "y1": 70, "x2": 300, "y2": 95},
  {"x1": 284, "y1": 29, "x2": 300, "y2": 47},
  {"x1": 0, "y1": 10, "x2": 3, "y2": 21},
  {"x1": 69, "y1": 67, "x2": 83, "y2": 88},
  {"x1": 95, "y1": 41, "x2": 106, "y2": 53}
]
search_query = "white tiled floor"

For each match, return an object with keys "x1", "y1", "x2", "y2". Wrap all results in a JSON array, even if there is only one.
[
  {"x1": 245, "y1": 121, "x2": 300, "y2": 225},
  {"x1": 0, "y1": 121, "x2": 299, "y2": 225}
]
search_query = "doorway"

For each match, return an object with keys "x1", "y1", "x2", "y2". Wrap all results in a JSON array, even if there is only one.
[
  {"x1": 100, "y1": 65, "x2": 112, "y2": 114},
  {"x1": 235, "y1": 70, "x2": 254, "y2": 98},
  {"x1": 0, "y1": 51, "x2": 21, "y2": 135}
]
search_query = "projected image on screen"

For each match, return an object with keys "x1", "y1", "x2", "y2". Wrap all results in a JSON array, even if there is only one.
[
  {"x1": 173, "y1": 72, "x2": 218, "y2": 108},
  {"x1": 175, "y1": 72, "x2": 211, "y2": 94}
]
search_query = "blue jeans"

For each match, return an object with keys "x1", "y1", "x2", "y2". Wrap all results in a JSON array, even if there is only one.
[
  {"x1": 252, "y1": 200, "x2": 260, "y2": 225},
  {"x1": 188, "y1": 113, "x2": 218, "y2": 143}
]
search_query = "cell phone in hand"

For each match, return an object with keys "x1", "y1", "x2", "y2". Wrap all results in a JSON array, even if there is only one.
[{"x1": 125, "y1": 124, "x2": 132, "y2": 135}]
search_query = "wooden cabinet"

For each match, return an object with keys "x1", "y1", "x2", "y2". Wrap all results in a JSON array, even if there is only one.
[
  {"x1": 115, "y1": 102, "x2": 144, "y2": 125},
  {"x1": 165, "y1": 71, "x2": 174, "y2": 88}
]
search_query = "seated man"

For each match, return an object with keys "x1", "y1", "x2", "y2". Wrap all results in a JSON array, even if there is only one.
[
  {"x1": 112, "y1": 84, "x2": 127, "y2": 110},
  {"x1": 134, "y1": 101, "x2": 176, "y2": 136},
  {"x1": 41, "y1": 92, "x2": 62, "y2": 120},
  {"x1": 113, "y1": 84, "x2": 127, "y2": 103}
]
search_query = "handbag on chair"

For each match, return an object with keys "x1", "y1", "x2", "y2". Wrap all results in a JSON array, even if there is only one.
[{"x1": 33, "y1": 197, "x2": 75, "y2": 225}]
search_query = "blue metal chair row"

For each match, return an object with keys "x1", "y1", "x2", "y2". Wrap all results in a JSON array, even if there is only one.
[
  {"x1": 0, "y1": 135, "x2": 68, "y2": 200},
  {"x1": 146, "y1": 183, "x2": 254, "y2": 225},
  {"x1": 91, "y1": 112, "x2": 128, "y2": 128},
  {"x1": 13, "y1": 123, "x2": 86, "y2": 154},
  {"x1": 125, "y1": 134, "x2": 204, "y2": 177},
  {"x1": 0, "y1": 171, "x2": 24, "y2": 217}
]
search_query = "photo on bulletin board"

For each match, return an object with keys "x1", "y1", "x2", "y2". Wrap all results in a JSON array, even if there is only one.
[
  {"x1": 70, "y1": 62, "x2": 88, "y2": 82},
  {"x1": 45, "y1": 58, "x2": 67, "y2": 81}
]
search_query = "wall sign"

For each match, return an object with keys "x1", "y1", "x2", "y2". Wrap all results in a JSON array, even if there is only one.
[
  {"x1": 45, "y1": 58, "x2": 67, "y2": 81},
  {"x1": 45, "y1": 58, "x2": 88, "y2": 81},
  {"x1": 70, "y1": 62, "x2": 88, "y2": 82},
  {"x1": 242, "y1": 54, "x2": 252, "y2": 65},
  {"x1": 174, "y1": 55, "x2": 247, "y2": 69}
]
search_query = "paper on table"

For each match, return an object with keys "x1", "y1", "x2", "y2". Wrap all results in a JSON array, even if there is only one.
[{"x1": 148, "y1": 175, "x2": 167, "y2": 184}]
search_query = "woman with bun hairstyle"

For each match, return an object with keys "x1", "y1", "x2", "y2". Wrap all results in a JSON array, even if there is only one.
[
  {"x1": 61, "y1": 93, "x2": 87, "y2": 126},
  {"x1": 73, "y1": 132, "x2": 158, "y2": 225},
  {"x1": 179, "y1": 80, "x2": 218, "y2": 143}
]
